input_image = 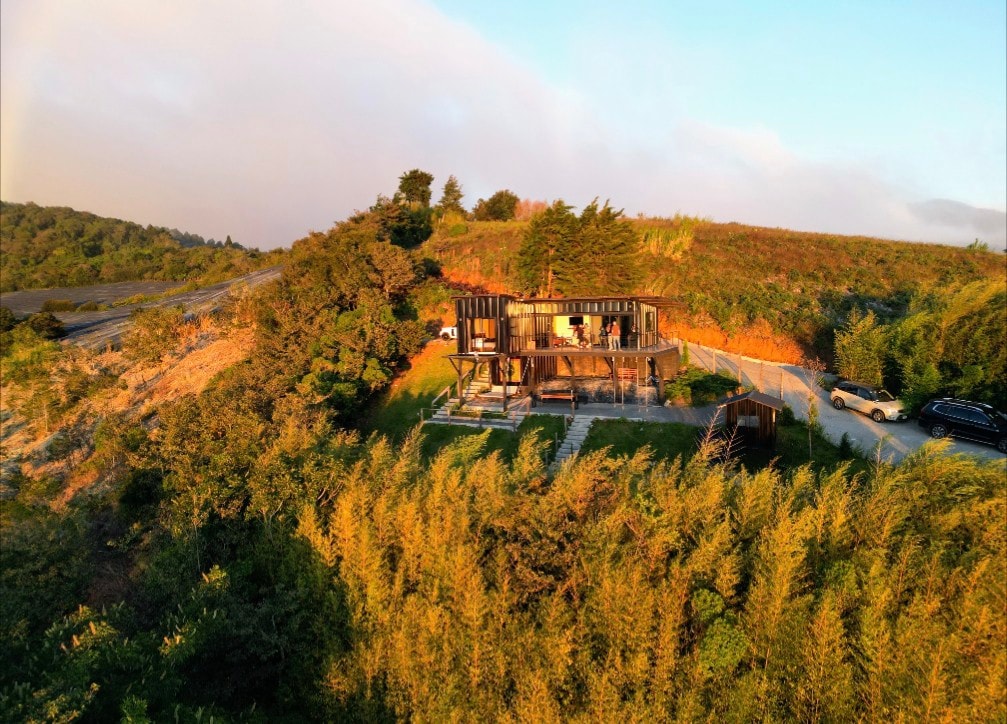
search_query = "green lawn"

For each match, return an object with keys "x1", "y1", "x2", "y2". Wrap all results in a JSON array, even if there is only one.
[
  {"x1": 362, "y1": 341, "x2": 458, "y2": 442},
  {"x1": 579, "y1": 419, "x2": 700, "y2": 461},
  {"x1": 578, "y1": 417, "x2": 868, "y2": 475},
  {"x1": 419, "y1": 414, "x2": 568, "y2": 463}
]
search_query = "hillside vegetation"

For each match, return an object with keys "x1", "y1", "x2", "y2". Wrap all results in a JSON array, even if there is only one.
[
  {"x1": 426, "y1": 216, "x2": 1003, "y2": 361},
  {"x1": 1, "y1": 176, "x2": 1004, "y2": 720},
  {"x1": 0, "y1": 202, "x2": 284, "y2": 292}
]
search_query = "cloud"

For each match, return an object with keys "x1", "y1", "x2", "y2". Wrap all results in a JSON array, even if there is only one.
[
  {"x1": 1, "y1": 0, "x2": 1003, "y2": 251},
  {"x1": 908, "y1": 199, "x2": 1007, "y2": 241}
]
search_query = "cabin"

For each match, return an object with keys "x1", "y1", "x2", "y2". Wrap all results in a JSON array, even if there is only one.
[
  {"x1": 447, "y1": 294, "x2": 681, "y2": 409},
  {"x1": 717, "y1": 390, "x2": 784, "y2": 449}
]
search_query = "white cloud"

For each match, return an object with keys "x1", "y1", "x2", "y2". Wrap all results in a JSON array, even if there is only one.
[{"x1": 2, "y1": 0, "x2": 1003, "y2": 250}]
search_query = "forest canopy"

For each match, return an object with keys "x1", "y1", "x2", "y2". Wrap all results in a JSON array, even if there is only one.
[{"x1": 0, "y1": 201, "x2": 281, "y2": 292}]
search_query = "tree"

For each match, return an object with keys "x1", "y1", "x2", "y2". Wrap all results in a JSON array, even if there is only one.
[
  {"x1": 516, "y1": 201, "x2": 577, "y2": 297},
  {"x1": 437, "y1": 175, "x2": 465, "y2": 216},
  {"x1": 566, "y1": 200, "x2": 641, "y2": 296},
  {"x1": 834, "y1": 309, "x2": 885, "y2": 385},
  {"x1": 368, "y1": 195, "x2": 433, "y2": 249},
  {"x1": 473, "y1": 190, "x2": 519, "y2": 221},
  {"x1": 516, "y1": 199, "x2": 642, "y2": 297},
  {"x1": 397, "y1": 169, "x2": 434, "y2": 207}
]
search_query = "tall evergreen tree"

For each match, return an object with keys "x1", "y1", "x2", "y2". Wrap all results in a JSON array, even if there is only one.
[
  {"x1": 834, "y1": 309, "x2": 885, "y2": 385},
  {"x1": 516, "y1": 199, "x2": 641, "y2": 297},
  {"x1": 516, "y1": 201, "x2": 576, "y2": 297},
  {"x1": 437, "y1": 175, "x2": 465, "y2": 216},
  {"x1": 567, "y1": 200, "x2": 641, "y2": 296}
]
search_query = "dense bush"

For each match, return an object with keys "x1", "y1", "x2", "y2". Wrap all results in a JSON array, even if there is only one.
[
  {"x1": 39, "y1": 299, "x2": 76, "y2": 312},
  {"x1": 836, "y1": 281, "x2": 1007, "y2": 409},
  {"x1": 5, "y1": 425, "x2": 1002, "y2": 721}
]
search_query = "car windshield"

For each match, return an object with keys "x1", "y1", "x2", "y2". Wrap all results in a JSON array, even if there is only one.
[{"x1": 874, "y1": 390, "x2": 895, "y2": 402}]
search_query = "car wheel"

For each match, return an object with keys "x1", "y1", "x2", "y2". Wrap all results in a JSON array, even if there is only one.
[
  {"x1": 998, "y1": 437, "x2": 1007, "y2": 454},
  {"x1": 871, "y1": 409, "x2": 886, "y2": 423},
  {"x1": 441, "y1": 333, "x2": 450, "y2": 341},
  {"x1": 832, "y1": 397, "x2": 845, "y2": 410},
  {"x1": 929, "y1": 423, "x2": 948, "y2": 439}
]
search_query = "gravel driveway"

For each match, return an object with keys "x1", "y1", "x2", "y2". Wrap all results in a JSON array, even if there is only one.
[{"x1": 685, "y1": 342, "x2": 1005, "y2": 464}]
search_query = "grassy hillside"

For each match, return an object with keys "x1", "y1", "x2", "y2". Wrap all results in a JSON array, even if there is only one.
[
  {"x1": 424, "y1": 216, "x2": 1004, "y2": 361},
  {"x1": 0, "y1": 201, "x2": 285, "y2": 292}
]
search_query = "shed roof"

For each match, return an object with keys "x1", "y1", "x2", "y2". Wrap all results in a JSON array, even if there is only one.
[{"x1": 718, "y1": 390, "x2": 786, "y2": 411}]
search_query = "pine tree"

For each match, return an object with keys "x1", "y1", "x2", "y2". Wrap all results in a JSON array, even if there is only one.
[
  {"x1": 516, "y1": 201, "x2": 576, "y2": 296},
  {"x1": 566, "y1": 200, "x2": 641, "y2": 296},
  {"x1": 437, "y1": 175, "x2": 465, "y2": 216}
]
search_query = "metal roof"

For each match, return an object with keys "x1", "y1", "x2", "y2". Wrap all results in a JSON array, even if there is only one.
[{"x1": 718, "y1": 390, "x2": 786, "y2": 411}]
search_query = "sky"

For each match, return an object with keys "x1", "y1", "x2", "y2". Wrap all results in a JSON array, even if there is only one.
[{"x1": 1, "y1": 0, "x2": 1005, "y2": 250}]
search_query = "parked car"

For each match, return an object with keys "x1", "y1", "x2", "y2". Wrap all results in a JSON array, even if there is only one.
[
  {"x1": 440, "y1": 326, "x2": 457, "y2": 341},
  {"x1": 918, "y1": 398, "x2": 1007, "y2": 453},
  {"x1": 831, "y1": 381, "x2": 909, "y2": 422}
]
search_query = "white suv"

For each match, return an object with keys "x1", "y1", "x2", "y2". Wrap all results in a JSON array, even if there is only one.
[{"x1": 831, "y1": 381, "x2": 909, "y2": 422}]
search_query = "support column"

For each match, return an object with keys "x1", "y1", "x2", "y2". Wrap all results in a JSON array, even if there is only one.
[
  {"x1": 502, "y1": 356, "x2": 509, "y2": 413},
  {"x1": 654, "y1": 359, "x2": 666, "y2": 401}
]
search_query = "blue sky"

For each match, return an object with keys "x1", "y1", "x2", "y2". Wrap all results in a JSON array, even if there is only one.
[{"x1": 1, "y1": 0, "x2": 1004, "y2": 249}]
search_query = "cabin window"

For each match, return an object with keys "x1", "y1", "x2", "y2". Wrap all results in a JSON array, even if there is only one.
[{"x1": 472, "y1": 318, "x2": 496, "y2": 338}]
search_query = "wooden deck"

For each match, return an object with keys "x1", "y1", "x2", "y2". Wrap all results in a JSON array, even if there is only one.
[{"x1": 449, "y1": 339, "x2": 679, "y2": 361}]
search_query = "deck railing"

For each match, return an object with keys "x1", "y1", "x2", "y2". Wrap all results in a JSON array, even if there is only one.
[{"x1": 508, "y1": 330, "x2": 660, "y2": 352}]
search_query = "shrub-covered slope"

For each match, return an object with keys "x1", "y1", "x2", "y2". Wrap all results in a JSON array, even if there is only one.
[
  {"x1": 424, "y1": 217, "x2": 1004, "y2": 361},
  {"x1": 0, "y1": 201, "x2": 283, "y2": 292}
]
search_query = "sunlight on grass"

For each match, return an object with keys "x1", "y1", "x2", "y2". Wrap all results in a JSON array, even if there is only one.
[
  {"x1": 418, "y1": 415, "x2": 567, "y2": 463},
  {"x1": 578, "y1": 417, "x2": 869, "y2": 475},
  {"x1": 362, "y1": 340, "x2": 458, "y2": 441}
]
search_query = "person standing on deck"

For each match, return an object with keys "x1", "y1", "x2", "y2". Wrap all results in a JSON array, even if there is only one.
[{"x1": 611, "y1": 320, "x2": 621, "y2": 350}]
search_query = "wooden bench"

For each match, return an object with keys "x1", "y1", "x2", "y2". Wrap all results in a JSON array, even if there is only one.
[
  {"x1": 616, "y1": 368, "x2": 638, "y2": 381},
  {"x1": 535, "y1": 389, "x2": 577, "y2": 408}
]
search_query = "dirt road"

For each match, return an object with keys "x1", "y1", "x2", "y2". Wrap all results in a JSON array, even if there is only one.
[{"x1": 685, "y1": 341, "x2": 1005, "y2": 464}]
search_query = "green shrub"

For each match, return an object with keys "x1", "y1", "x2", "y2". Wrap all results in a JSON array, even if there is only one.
[
  {"x1": 666, "y1": 368, "x2": 739, "y2": 406},
  {"x1": 25, "y1": 312, "x2": 65, "y2": 339},
  {"x1": 40, "y1": 299, "x2": 76, "y2": 312},
  {"x1": 123, "y1": 306, "x2": 184, "y2": 363},
  {"x1": 0, "y1": 307, "x2": 16, "y2": 333}
]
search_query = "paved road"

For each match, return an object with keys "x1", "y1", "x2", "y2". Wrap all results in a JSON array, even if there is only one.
[
  {"x1": 685, "y1": 341, "x2": 1005, "y2": 464},
  {"x1": 5, "y1": 266, "x2": 282, "y2": 350},
  {"x1": 1, "y1": 280, "x2": 187, "y2": 316}
]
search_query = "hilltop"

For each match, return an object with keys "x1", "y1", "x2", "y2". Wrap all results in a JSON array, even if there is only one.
[
  {"x1": 0, "y1": 201, "x2": 285, "y2": 292},
  {"x1": 1, "y1": 188, "x2": 1004, "y2": 721},
  {"x1": 425, "y1": 216, "x2": 1004, "y2": 361}
]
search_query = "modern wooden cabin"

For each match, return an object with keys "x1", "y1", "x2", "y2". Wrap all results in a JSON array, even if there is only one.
[
  {"x1": 717, "y1": 390, "x2": 784, "y2": 448},
  {"x1": 448, "y1": 294, "x2": 681, "y2": 408}
]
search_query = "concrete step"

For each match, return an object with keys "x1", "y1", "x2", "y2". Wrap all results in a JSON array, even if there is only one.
[{"x1": 424, "y1": 417, "x2": 516, "y2": 430}]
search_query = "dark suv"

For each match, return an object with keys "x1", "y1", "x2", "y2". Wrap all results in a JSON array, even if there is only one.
[{"x1": 918, "y1": 398, "x2": 1007, "y2": 453}]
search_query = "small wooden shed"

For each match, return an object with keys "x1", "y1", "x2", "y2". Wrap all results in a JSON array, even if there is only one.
[{"x1": 718, "y1": 390, "x2": 785, "y2": 448}]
